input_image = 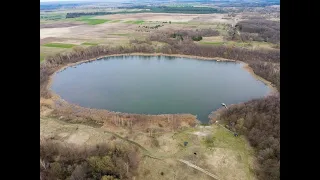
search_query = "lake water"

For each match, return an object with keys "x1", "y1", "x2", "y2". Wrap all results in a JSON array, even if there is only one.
[{"x1": 51, "y1": 55, "x2": 271, "y2": 123}]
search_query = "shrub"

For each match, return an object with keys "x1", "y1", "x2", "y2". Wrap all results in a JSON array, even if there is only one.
[{"x1": 192, "y1": 36, "x2": 203, "y2": 41}]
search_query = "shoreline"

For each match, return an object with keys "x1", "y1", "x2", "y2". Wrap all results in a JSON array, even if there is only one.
[{"x1": 43, "y1": 53, "x2": 279, "y2": 121}]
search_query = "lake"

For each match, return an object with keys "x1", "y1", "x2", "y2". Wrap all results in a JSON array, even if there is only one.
[{"x1": 51, "y1": 55, "x2": 271, "y2": 123}]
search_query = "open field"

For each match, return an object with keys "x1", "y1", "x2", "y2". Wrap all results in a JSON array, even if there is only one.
[
  {"x1": 40, "y1": 117, "x2": 257, "y2": 180},
  {"x1": 40, "y1": 53, "x2": 45, "y2": 62},
  {"x1": 43, "y1": 43, "x2": 77, "y2": 48},
  {"x1": 40, "y1": 12, "x2": 279, "y2": 60},
  {"x1": 81, "y1": 42, "x2": 99, "y2": 46},
  {"x1": 93, "y1": 13, "x2": 234, "y2": 23}
]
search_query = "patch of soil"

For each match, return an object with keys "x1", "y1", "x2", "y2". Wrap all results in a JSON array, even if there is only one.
[
  {"x1": 40, "y1": 22, "x2": 84, "y2": 29},
  {"x1": 40, "y1": 37, "x2": 63, "y2": 45}
]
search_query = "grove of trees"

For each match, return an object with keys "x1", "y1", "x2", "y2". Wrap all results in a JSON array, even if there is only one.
[
  {"x1": 228, "y1": 19, "x2": 280, "y2": 44},
  {"x1": 40, "y1": 139, "x2": 141, "y2": 180},
  {"x1": 213, "y1": 95, "x2": 280, "y2": 180}
]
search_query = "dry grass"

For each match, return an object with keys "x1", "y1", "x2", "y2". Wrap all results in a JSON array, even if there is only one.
[{"x1": 41, "y1": 117, "x2": 256, "y2": 180}]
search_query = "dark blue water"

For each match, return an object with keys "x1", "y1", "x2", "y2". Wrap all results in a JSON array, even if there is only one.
[{"x1": 51, "y1": 55, "x2": 271, "y2": 123}]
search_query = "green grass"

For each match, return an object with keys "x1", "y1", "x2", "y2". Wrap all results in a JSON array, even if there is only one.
[
  {"x1": 125, "y1": 20, "x2": 144, "y2": 24},
  {"x1": 212, "y1": 125, "x2": 255, "y2": 179},
  {"x1": 74, "y1": 16, "x2": 110, "y2": 25},
  {"x1": 172, "y1": 128, "x2": 196, "y2": 146},
  {"x1": 199, "y1": 41, "x2": 225, "y2": 45},
  {"x1": 40, "y1": 54, "x2": 45, "y2": 62},
  {"x1": 40, "y1": 13, "x2": 66, "y2": 20},
  {"x1": 43, "y1": 43, "x2": 77, "y2": 48},
  {"x1": 83, "y1": 19, "x2": 110, "y2": 25},
  {"x1": 81, "y1": 42, "x2": 99, "y2": 46},
  {"x1": 124, "y1": 20, "x2": 134, "y2": 23},
  {"x1": 110, "y1": 20, "x2": 121, "y2": 23},
  {"x1": 77, "y1": 16, "x2": 95, "y2": 20},
  {"x1": 211, "y1": 125, "x2": 244, "y2": 149},
  {"x1": 203, "y1": 135, "x2": 215, "y2": 148},
  {"x1": 132, "y1": 20, "x2": 144, "y2": 24}
]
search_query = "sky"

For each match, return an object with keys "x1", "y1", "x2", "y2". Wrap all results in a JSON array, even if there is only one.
[
  {"x1": 40, "y1": 0, "x2": 109, "y2": 2},
  {"x1": 40, "y1": 0, "x2": 90, "y2": 1},
  {"x1": 40, "y1": 0, "x2": 129, "y2": 1}
]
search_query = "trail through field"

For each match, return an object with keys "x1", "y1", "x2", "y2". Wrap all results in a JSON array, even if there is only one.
[
  {"x1": 178, "y1": 159, "x2": 220, "y2": 180},
  {"x1": 104, "y1": 130, "x2": 162, "y2": 160},
  {"x1": 104, "y1": 130, "x2": 221, "y2": 179}
]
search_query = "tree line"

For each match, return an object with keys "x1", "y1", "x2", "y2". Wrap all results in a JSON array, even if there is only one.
[{"x1": 66, "y1": 12, "x2": 114, "y2": 18}]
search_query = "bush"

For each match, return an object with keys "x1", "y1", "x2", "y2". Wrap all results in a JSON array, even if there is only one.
[
  {"x1": 204, "y1": 134, "x2": 215, "y2": 148},
  {"x1": 192, "y1": 36, "x2": 203, "y2": 41}
]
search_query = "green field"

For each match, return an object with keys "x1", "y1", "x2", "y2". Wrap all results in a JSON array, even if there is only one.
[
  {"x1": 83, "y1": 19, "x2": 110, "y2": 25},
  {"x1": 132, "y1": 20, "x2": 144, "y2": 24},
  {"x1": 40, "y1": 54, "x2": 45, "y2": 62},
  {"x1": 110, "y1": 20, "x2": 122, "y2": 23},
  {"x1": 40, "y1": 13, "x2": 66, "y2": 20},
  {"x1": 43, "y1": 43, "x2": 77, "y2": 48},
  {"x1": 74, "y1": 16, "x2": 110, "y2": 25},
  {"x1": 125, "y1": 20, "x2": 144, "y2": 24},
  {"x1": 210, "y1": 125, "x2": 255, "y2": 179},
  {"x1": 81, "y1": 42, "x2": 99, "y2": 46},
  {"x1": 199, "y1": 41, "x2": 225, "y2": 45}
]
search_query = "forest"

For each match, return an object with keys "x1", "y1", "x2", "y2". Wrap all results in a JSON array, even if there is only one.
[
  {"x1": 213, "y1": 95, "x2": 280, "y2": 180},
  {"x1": 40, "y1": 139, "x2": 140, "y2": 180},
  {"x1": 230, "y1": 19, "x2": 280, "y2": 44}
]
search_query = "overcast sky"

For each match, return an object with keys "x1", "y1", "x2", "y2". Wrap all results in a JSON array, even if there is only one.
[
  {"x1": 40, "y1": 0, "x2": 85, "y2": 1},
  {"x1": 40, "y1": 0, "x2": 87, "y2": 1}
]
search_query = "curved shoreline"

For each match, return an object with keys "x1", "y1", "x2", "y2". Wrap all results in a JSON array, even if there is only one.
[{"x1": 43, "y1": 53, "x2": 278, "y2": 121}]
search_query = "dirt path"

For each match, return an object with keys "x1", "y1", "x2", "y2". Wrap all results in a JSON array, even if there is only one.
[
  {"x1": 104, "y1": 130, "x2": 221, "y2": 179},
  {"x1": 178, "y1": 159, "x2": 220, "y2": 180},
  {"x1": 103, "y1": 130, "x2": 163, "y2": 160},
  {"x1": 41, "y1": 118, "x2": 251, "y2": 179}
]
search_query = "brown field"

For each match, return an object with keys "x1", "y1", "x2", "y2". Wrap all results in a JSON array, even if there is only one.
[
  {"x1": 39, "y1": 13, "x2": 236, "y2": 60},
  {"x1": 41, "y1": 117, "x2": 257, "y2": 180},
  {"x1": 40, "y1": 22, "x2": 84, "y2": 29}
]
